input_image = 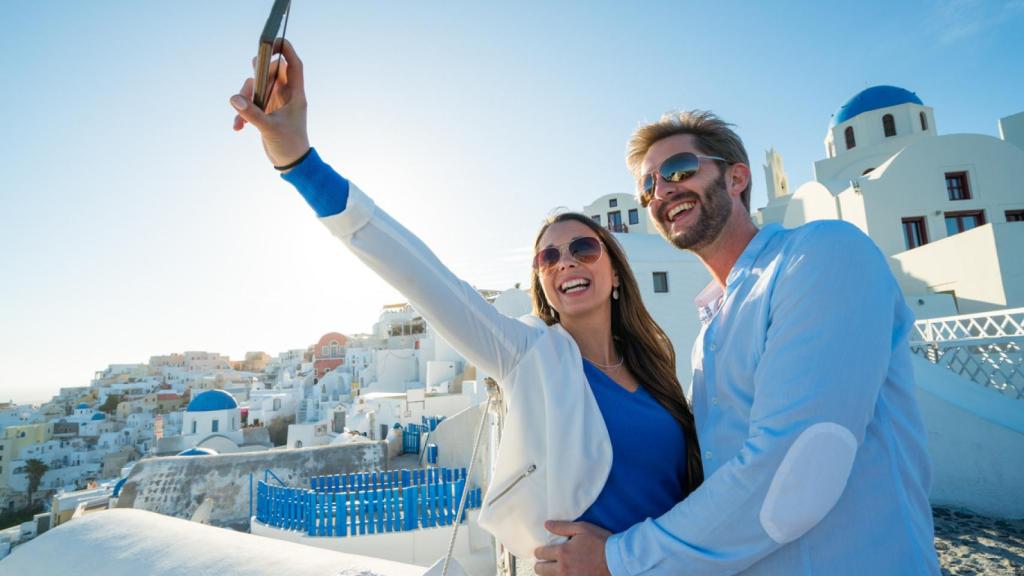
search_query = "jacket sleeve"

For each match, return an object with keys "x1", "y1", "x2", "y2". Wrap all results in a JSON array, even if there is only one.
[
  {"x1": 605, "y1": 223, "x2": 903, "y2": 575},
  {"x1": 282, "y1": 149, "x2": 538, "y2": 383}
]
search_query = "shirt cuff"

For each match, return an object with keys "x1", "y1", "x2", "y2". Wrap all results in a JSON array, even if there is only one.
[
  {"x1": 605, "y1": 533, "x2": 631, "y2": 576},
  {"x1": 280, "y1": 147, "x2": 350, "y2": 217}
]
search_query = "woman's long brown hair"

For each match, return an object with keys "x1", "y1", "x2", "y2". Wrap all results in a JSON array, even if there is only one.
[{"x1": 530, "y1": 212, "x2": 703, "y2": 495}]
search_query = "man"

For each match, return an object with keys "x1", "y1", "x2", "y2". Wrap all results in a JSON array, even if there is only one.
[{"x1": 534, "y1": 111, "x2": 940, "y2": 575}]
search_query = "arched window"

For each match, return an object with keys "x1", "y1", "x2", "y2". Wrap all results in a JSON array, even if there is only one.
[
  {"x1": 883, "y1": 114, "x2": 896, "y2": 137},
  {"x1": 920, "y1": 112, "x2": 928, "y2": 131},
  {"x1": 844, "y1": 126, "x2": 856, "y2": 150}
]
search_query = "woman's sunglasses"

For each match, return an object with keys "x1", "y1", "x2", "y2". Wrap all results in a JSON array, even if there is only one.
[
  {"x1": 638, "y1": 152, "x2": 726, "y2": 207},
  {"x1": 532, "y1": 236, "x2": 603, "y2": 273}
]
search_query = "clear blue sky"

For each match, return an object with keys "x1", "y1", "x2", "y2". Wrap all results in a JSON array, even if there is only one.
[{"x1": 2, "y1": 0, "x2": 1022, "y2": 403}]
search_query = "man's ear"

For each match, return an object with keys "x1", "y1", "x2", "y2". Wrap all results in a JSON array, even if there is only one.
[{"x1": 728, "y1": 163, "x2": 751, "y2": 200}]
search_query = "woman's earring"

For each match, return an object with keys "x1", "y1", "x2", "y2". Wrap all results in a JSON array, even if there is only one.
[{"x1": 612, "y1": 288, "x2": 619, "y2": 300}]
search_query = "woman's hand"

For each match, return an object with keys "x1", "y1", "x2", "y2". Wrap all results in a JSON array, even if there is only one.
[{"x1": 230, "y1": 38, "x2": 310, "y2": 170}]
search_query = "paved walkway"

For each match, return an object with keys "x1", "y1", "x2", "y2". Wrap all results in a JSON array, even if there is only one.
[{"x1": 934, "y1": 507, "x2": 1024, "y2": 575}]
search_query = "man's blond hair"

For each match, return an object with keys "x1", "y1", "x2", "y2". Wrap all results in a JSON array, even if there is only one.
[{"x1": 626, "y1": 110, "x2": 751, "y2": 211}]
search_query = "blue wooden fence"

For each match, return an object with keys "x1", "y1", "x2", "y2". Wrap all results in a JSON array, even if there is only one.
[
  {"x1": 256, "y1": 467, "x2": 483, "y2": 537},
  {"x1": 402, "y1": 424, "x2": 421, "y2": 454},
  {"x1": 402, "y1": 416, "x2": 446, "y2": 455}
]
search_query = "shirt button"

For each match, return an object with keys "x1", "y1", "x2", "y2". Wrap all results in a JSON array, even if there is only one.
[
  {"x1": 709, "y1": 343, "x2": 717, "y2": 351},
  {"x1": 711, "y1": 397, "x2": 719, "y2": 405},
  {"x1": 704, "y1": 451, "x2": 713, "y2": 460}
]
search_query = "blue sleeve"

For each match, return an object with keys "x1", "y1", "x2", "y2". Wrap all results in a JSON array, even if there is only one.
[{"x1": 280, "y1": 148, "x2": 349, "y2": 217}]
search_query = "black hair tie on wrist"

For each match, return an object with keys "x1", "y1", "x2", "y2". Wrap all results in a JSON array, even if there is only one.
[{"x1": 274, "y1": 148, "x2": 313, "y2": 171}]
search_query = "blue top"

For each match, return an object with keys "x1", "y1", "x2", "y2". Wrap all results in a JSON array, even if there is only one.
[
  {"x1": 576, "y1": 360, "x2": 688, "y2": 533},
  {"x1": 605, "y1": 222, "x2": 939, "y2": 575},
  {"x1": 76, "y1": 402, "x2": 89, "y2": 410},
  {"x1": 186, "y1": 389, "x2": 238, "y2": 412},
  {"x1": 830, "y1": 85, "x2": 923, "y2": 127},
  {"x1": 91, "y1": 413, "x2": 106, "y2": 421}
]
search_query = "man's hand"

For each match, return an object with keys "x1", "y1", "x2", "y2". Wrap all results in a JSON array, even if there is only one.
[
  {"x1": 230, "y1": 38, "x2": 310, "y2": 170},
  {"x1": 534, "y1": 520, "x2": 612, "y2": 576}
]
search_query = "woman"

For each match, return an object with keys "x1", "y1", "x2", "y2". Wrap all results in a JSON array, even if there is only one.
[{"x1": 230, "y1": 40, "x2": 702, "y2": 562}]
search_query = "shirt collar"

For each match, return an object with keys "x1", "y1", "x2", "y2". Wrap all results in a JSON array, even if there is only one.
[
  {"x1": 694, "y1": 282, "x2": 724, "y2": 326},
  {"x1": 724, "y1": 224, "x2": 782, "y2": 288},
  {"x1": 692, "y1": 224, "x2": 782, "y2": 325}
]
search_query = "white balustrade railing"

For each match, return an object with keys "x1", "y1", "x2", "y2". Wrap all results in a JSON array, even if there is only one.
[{"x1": 911, "y1": 307, "x2": 1024, "y2": 400}]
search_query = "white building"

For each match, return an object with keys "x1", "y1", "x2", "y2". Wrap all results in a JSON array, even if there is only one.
[
  {"x1": 583, "y1": 193, "x2": 654, "y2": 235},
  {"x1": 756, "y1": 85, "x2": 1024, "y2": 316},
  {"x1": 178, "y1": 389, "x2": 244, "y2": 452}
]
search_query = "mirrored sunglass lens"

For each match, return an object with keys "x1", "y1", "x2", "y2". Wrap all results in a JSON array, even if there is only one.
[
  {"x1": 534, "y1": 247, "x2": 561, "y2": 270},
  {"x1": 661, "y1": 153, "x2": 699, "y2": 182},
  {"x1": 570, "y1": 238, "x2": 601, "y2": 262},
  {"x1": 639, "y1": 176, "x2": 655, "y2": 206}
]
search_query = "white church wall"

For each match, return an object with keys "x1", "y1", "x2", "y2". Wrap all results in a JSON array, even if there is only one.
[
  {"x1": 891, "y1": 224, "x2": 1007, "y2": 314},
  {"x1": 998, "y1": 111, "x2": 1024, "y2": 150},
  {"x1": 912, "y1": 357, "x2": 1024, "y2": 519},
  {"x1": 781, "y1": 181, "x2": 840, "y2": 229},
  {"x1": 857, "y1": 134, "x2": 1024, "y2": 259}
]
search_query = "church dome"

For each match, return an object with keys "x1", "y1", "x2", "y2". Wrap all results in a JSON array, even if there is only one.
[
  {"x1": 186, "y1": 389, "x2": 238, "y2": 412},
  {"x1": 76, "y1": 403, "x2": 89, "y2": 410},
  {"x1": 176, "y1": 447, "x2": 218, "y2": 457},
  {"x1": 831, "y1": 86, "x2": 923, "y2": 127},
  {"x1": 91, "y1": 413, "x2": 107, "y2": 421}
]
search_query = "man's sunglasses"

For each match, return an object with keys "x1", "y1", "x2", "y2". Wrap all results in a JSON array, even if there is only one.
[
  {"x1": 638, "y1": 152, "x2": 726, "y2": 207},
  {"x1": 532, "y1": 237, "x2": 603, "y2": 273}
]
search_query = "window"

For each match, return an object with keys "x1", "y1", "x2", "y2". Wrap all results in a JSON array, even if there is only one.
[
  {"x1": 628, "y1": 209, "x2": 639, "y2": 225},
  {"x1": 883, "y1": 114, "x2": 896, "y2": 137},
  {"x1": 609, "y1": 198, "x2": 618, "y2": 208},
  {"x1": 321, "y1": 345, "x2": 329, "y2": 357},
  {"x1": 844, "y1": 126, "x2": 856, "y2": 150},
  {"x1": 607, "y1": 211, "x2": 623, "y2": 232},
  {"x1": 212, "y1": 419, "x2": 219, "y2": 433},
  {"x1": 920, "y1": 112, "x2": 928, "y2": 131},
  {"x1": 191, "y1": 421, "x2": 197, "y2": 434},
  {"x1": 591, "y1": 215, "x2": 601, "y2": 225},
  {"x1": 653, "y1": 272, "x2": 669, "y2": 293},
  {"x1": 945, "y1": 172, "x2": 971, "y2": 200},
  {"x1": 1006, "y1": 210, "x2": 1024, "y2": 222},
  {"x1": 902, "y1": 217, "x2": 928, "y2": 249},
  {"x1": 945, "y1": 210, "x2": 985, "y2": 236}
]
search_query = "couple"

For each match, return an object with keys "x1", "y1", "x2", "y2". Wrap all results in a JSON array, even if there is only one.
[{"x1": 230, "y1": 41, "x2": 941, "y2": 576}]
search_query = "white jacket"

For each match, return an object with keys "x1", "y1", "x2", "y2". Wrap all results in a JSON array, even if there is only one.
[{"x1": 321, "y1": 185, "x2": 613, "y2": 559}]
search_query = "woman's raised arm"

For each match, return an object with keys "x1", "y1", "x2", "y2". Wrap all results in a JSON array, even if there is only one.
[{"x1": 230, "y1": 41, "x2": 538, "y2": 381}]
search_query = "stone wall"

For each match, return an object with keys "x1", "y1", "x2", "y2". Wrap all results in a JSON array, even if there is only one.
[{"x1": 116, "y1": 442, "x2": 387, "y2": 531}]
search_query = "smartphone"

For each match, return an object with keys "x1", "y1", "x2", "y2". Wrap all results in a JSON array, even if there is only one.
[{"x1": 253, "y1": 0, "x2": 292, "y2": 111}]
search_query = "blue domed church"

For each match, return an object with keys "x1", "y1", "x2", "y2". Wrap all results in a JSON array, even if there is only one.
[
  {"x1": 179, "y1": 389, "x2": 245, "y2": 454},
  {"x1": 757, "y1": 85, "x2": 1024, "y2": 318}
]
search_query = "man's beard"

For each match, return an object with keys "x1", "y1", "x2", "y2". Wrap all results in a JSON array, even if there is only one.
[{"x1": 657, "y1": 173, "x2": 732, "y2": 251}]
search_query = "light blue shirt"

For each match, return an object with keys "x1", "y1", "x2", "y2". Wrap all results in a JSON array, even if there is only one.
[{"x1": 605, "y1": 222, "x2": 940, "y2": 575}]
